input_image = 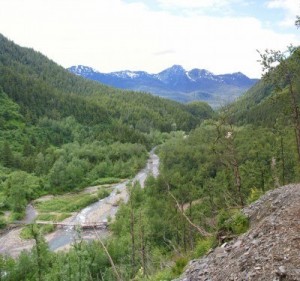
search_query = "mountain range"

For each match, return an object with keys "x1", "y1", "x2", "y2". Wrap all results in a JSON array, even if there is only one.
[{"x1": 68, "y1": 65, "x2": 259, "y2": 107}]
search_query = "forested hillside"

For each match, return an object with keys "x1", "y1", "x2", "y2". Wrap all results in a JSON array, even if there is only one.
[
  {"x1": 228, "y1": 47, "x2": 300, "y2": 128},
  {"x1": 0, "y1": 33, "x2": 300, "y2": 281},
  {"x1": 0, "y1": 34, "x2": 213, "y2": 222}
]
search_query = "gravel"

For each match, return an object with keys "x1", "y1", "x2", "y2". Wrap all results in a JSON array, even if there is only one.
[{"x1": 175, "y1": 184, "x2": 300, "y2": 281}]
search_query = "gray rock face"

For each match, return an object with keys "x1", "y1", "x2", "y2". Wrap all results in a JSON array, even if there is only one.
[{"x1": 175, "y1": 184, "x2": 300, "y2": 281}]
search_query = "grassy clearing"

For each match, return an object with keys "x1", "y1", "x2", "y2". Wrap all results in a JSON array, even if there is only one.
[
  {"x1": 36, "y1": 212, "x2": 72, "y2": 222},
  {"x1": 35, "y1": 193, "x2": 99, "y2": 213},
  {"x1": 92, "y1": 177, "x2": 121, "y2": 185},
  {"x1": 35, "y1": 186, "x2": 112, "y2": 215}
]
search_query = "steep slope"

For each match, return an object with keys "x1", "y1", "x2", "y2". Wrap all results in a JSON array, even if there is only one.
[
  {"x1": 229, "y1": 48, "x2": 300, "y2": 127},
  {"x1": 0, "y1": 33, "x2": 214, "y2": 222},
  {"x1": 68, "y1": 65, "x2": 258, "y2": 106},
  {"x1": 175, "y1": 184, "x2": 300, "y2": 281},
  {"x1": 0, "y1": 34, "x2": 211, "y2": 133}
]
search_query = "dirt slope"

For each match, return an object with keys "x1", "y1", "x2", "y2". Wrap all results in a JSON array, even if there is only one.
[{"x1": 175, "y1": 184, "x2": 300, "y2": 281}]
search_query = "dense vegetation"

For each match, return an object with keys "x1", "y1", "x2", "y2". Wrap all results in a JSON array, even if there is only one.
[
  {"x1": 0, "y1": 34, "x2": 213, "y2": 222},
  {"x1": 0, "y1": 33, "x2": 300, "y2": 280}
]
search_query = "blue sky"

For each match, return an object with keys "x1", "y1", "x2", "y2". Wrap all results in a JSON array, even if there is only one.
[
  {"x1": 0, "y1": 0, "x2": 299, "y2": 78},
  {"x1": 122, "y1": 0, "x2": 299, "y2": 33}
]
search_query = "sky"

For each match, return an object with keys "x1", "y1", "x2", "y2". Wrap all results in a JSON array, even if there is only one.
[{"x1": 0, "y1": 0, "x2": 300, "y2": 78}]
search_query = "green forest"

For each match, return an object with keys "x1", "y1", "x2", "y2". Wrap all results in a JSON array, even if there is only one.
[{"x1": 0, "y1": 31, "x2": 300, "y2": 281}]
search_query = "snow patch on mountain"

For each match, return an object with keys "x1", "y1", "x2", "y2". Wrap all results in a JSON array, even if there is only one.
[{"x1": 68, "y1": 64, "x2": 259, "y2": 106}]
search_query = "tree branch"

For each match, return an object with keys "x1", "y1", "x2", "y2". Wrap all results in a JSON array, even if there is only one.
[
  {"x1": 93, "y1": 227, "x2": 123, "y2": 281},
  {"x1": 166, "y1": 184, "x2": 211, "y2": 237}
]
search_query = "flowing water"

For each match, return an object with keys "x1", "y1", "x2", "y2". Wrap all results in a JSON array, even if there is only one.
[
  {"x1": 48, "y1": 148, "x2": 159, "y2": 251},
  {"x1": 0, "y1": 149, "x2": 159, "y2": 256}
]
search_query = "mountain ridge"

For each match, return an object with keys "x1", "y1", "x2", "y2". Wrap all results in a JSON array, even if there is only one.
[{"x1": 68, "y1": 65, "x2": 259, "y2": 107}]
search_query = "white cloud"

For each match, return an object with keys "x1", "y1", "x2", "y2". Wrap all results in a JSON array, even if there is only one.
[
  {"x1": 157, "y1": 0, "x2": 232, "y2": 9},
  {"x1": 156, "y1": 0, "x2": 245, "y2": 15},
  {"x1": 0, "y1": 0, "x2": 299, "y2": 78},
  {"x1": 267, "y1": 0, "x2": 300, "y2": 27}
]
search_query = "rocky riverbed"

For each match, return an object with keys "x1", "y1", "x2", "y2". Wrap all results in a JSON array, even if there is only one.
[{"x1": 0, "y1": 149, "x2": 159, "y2": 257}]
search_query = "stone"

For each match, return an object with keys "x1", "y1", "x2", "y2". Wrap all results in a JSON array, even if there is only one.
[{"x1": 173, "y1": 185, "x2": 300, "y2": 281}]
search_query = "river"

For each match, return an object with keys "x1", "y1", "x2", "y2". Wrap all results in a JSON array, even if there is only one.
[{"x1": 0, "y1": 149, "x2": 159, "y2": 257}]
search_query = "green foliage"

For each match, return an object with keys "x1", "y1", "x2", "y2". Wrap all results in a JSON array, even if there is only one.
[
  {"x1": 247, "y1": 188, "x2": 264, "y2": 204},
  {"x1": 91, "y1": 177, "x2": 121, "y2": 185},
  {"x1": 217, "y1": 210, "x2": 249, "y2": 235},
  {"x1": 3, "y1": 171, "x2": 42, "y2": 217},
  {"x1": 36, "y1": 212, "x2": 71, "y2": 222},
  {"x1": 148, "y1": 269, "x2": 173, "y2": 281},
  {"x1": 0, "y1": 216, "x2": 7, "y2": 229},
  {"x1": 171, "y1": 257, "x2": 188, "y2": 276},
  {"x1": 0, "y1": 90, "x2": 23, "y2": 129},
  {"x1": 0, "y1": 33, "x2": 213, "y2": 225},
  {"x1": 35, "y1": 193, "x2": 99, "y2": 213},
  {"x1": 2, "y1": 33, "x2": 300, "y2": 281},
  {"x1": 20, "y1": 224, "x2": 55, "y2": 239},
  {"x1": 186, "y1": 101, "x2": 215, "y2": 120},
  {"x1": 97, "y1": 188, "x2": 111, "y2": 199},
  {"x1": 194, "y1": 237, "x2": 215, "y2": 258}
]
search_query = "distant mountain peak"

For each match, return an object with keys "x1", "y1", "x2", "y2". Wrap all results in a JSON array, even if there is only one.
[
  {"x1": 112, "y1": 70, "x2": 140, "y2": 79},
  {"x1": 168, "y1": 64, "x2": 185, "y2": 72},
  {"x1": 68, "y1": 65, "x2": 259, "y2": 106},
  {"x1": 69, "y1": 65, "x2": 99, "y2": 75},
  {"x1": 187, "y1": 69, "x2": 214, "y2": 80}
]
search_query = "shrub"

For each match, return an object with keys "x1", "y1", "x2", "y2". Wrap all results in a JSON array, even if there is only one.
[
  {"x1": 230, "y1": 212, "x2": 249, "y2": 234},
  {"x1": 194, "y1": 237, "x2": 215, "y2": 258},
  {"x1": 217, "y1": 209, "x2": 249, "y2": 235},
  {"x1": 171, "y1": 257, "x2": 188, "y2": 276},
  {"x1": 0, "y1": 216, "x2": 6, "y2": 229},
  {"x1": 97, "y1": 188, "x2": 110, "y2": 199},
  {"x1": 247, "y1": 187, "x2": 264, "y2": 204}
]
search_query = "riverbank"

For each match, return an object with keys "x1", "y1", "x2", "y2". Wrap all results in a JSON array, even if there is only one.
[{"x1": 0, "y1": 149, "x2": 159, "y2": 257}]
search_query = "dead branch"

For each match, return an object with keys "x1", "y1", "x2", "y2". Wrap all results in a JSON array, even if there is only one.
[
  {"x1": 167, "y1": 184, "x2": 212, "y2": 237},
  {"x1": 93, "y1": 227, "x2": 123, "y2": 281}
]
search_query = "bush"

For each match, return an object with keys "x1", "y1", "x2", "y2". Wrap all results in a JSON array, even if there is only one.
[
  {"x1": 0, "y1": 216, "x2": 6, "y2": 229},
  {"x1": 97, "y1": 188, "x2": 111, "y2": 199},
  {"x1": 247, "y1": 187, "x2": 264, "y2": 204},
  {"x1": 230, "y1": 212, "x2": 249, "y2": 234},
  {"x1": 194, "y1": 237, "x2": 215, "y2": 258},
  {"x1": 217, "y1": 209, "x2": 249, "y2": 235},
  {"x1": 20, "y1": 224, "x2": 55, "y2": 239},
  {"x1": 171, "y1": 257, "x2": 188, "y2": 276},
  {"x1": 11, "y1": 211, "x2": 25, "y2": 221}
]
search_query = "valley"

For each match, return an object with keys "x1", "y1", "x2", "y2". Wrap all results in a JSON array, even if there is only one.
[
  {"x1": 0, "y1": 149, "x2": 159, "y2": 257},
  {"x1": 0, "y1": 32, "x2": 300, "y2": 280}
]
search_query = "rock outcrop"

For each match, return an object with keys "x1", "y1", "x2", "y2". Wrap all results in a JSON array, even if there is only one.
[{"x1": 175, "y1": 184, "x2": 300, "y2": 281}]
